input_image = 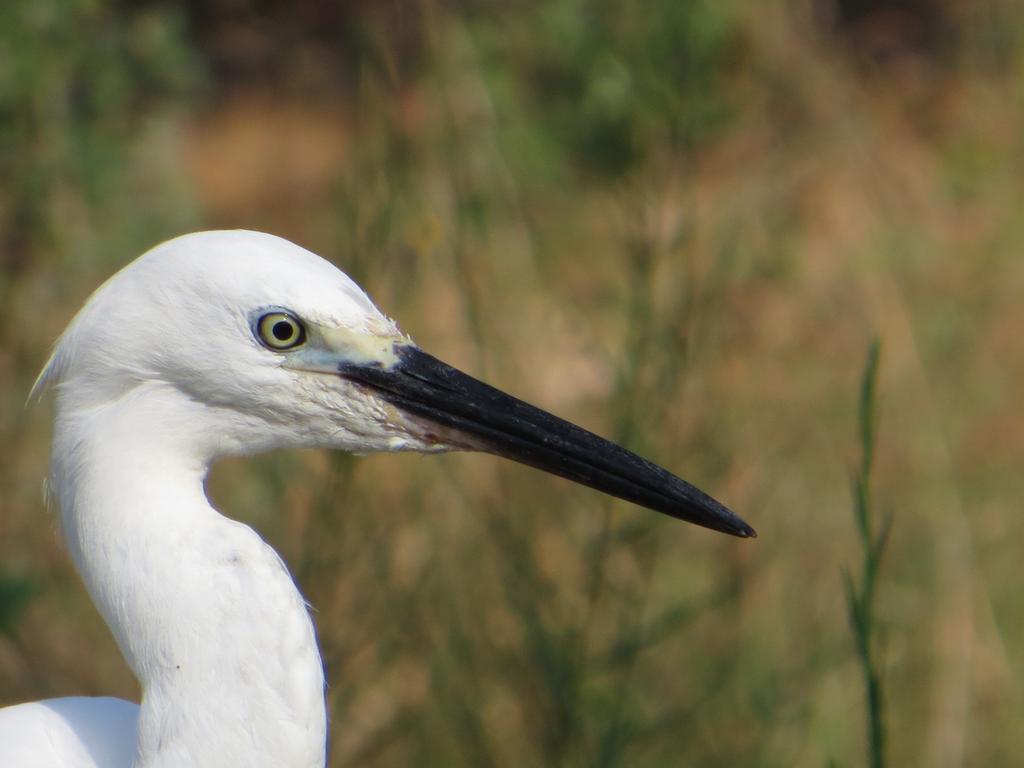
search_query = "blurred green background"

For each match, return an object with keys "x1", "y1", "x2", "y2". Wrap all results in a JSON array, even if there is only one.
[{"x1": 2, "y1": 0, "x2": 1023, "y2": 765}]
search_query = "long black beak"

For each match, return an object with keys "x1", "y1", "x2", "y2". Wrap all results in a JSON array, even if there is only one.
[{"x1": 337, "y1": 345, "x2": 755, "y2": 538}]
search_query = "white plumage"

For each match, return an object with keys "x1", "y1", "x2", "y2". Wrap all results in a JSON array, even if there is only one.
[
  {"x1": 0, "y1": 230, "x2": 752, "y2": 767},
  {"x1": 0, "y1": 699, "x2": 136, "y2": 767}
]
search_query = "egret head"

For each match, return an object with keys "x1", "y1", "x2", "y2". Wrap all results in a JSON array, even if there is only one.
[{"x1": 37, "y1": 230, "x2": 754, "y2": 537}]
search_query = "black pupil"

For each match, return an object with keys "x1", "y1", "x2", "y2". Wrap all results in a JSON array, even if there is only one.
[{"x1": 272, "y1": 320, "x2": 294, "y2": 342}]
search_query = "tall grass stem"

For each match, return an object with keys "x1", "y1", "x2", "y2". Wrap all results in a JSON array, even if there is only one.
[{"x1": 844, "y1": 338, "x2": 890, "y2": 768}]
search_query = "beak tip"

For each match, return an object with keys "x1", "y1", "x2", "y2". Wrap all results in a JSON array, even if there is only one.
[
  {"x1": 703, "y1": 503, "x2": 756, "y2": 539},
  {"x1": 689, "y1": 496, "x2": 756, "y2": 539},
  {"x1": 714, "y1": 516, "x2": 756, "y2": 539}
]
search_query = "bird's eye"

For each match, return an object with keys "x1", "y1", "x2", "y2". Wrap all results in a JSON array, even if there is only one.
[{"x1": 257, "y1": 312, "x2": 306, "y2": 350}]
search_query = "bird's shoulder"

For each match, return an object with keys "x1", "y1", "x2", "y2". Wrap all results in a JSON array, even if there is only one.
[{"x1": 0, "y1": 696, "x2": 138, "y2": 768}]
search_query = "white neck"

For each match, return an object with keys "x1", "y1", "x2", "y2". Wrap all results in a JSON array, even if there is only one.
[{"x1": 51, "y1": 384, "x2": 326, "y2": 768}]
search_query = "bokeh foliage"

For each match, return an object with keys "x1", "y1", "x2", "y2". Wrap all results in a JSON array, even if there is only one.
[{"x1": 2, "y1": 1, "x2": 1024, "y2": 766}]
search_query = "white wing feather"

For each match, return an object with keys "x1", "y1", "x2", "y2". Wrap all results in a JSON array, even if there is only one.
[{"x1": 0, "y1": 698, "x2": 138, "y2": 768}]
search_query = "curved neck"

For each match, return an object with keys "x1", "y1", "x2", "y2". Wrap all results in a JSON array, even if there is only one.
[{"x1": 52, "y1": 388, "x2": 326, "y2": 768}]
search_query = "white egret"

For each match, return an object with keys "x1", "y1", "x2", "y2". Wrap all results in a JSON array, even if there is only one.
[{"x1": 0, "y1": 230, "x2": 754, "y2": 767}]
